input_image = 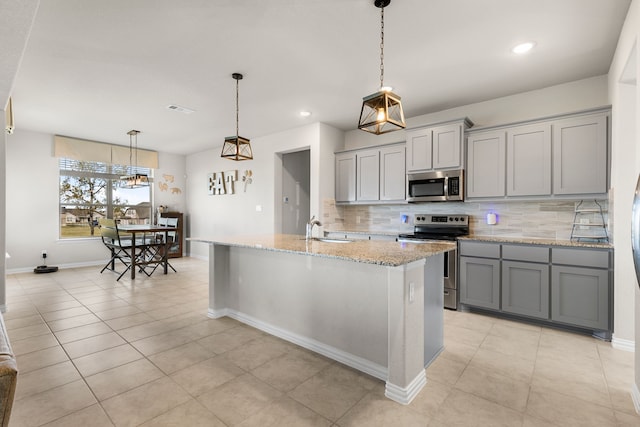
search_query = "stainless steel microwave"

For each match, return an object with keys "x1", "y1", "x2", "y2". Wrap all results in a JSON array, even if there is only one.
[{"x1": 406, "y1": 169, "x2": 464, "y2": 202}]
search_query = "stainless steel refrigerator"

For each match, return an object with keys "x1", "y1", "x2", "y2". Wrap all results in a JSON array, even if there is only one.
[{"x1": 632, "y1": 175, "x2": 640, "y2": 283}]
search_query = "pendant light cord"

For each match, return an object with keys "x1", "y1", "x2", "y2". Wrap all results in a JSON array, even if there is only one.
[
  {"x1": 380, "y1": 5, "x2": 385, "y2": 90},
  {"x1": 236, "y1": 78, "x2": 240, "y2": 137}
]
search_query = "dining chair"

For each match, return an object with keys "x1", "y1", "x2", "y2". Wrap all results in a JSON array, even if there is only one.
[{"x1": 99, "y1": 218, "x2": 143, "y2": 280}]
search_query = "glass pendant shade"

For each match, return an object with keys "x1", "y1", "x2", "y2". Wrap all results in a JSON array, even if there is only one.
[
  {"x1": 120, "y1": 173, "x2": 149, "y2": 188},
  {"x1": 221, "y1": 135, "x2": 253, "y2": 161},
  {"x1": 358, "y1": 90, "x2": 405, "y2": 134}
]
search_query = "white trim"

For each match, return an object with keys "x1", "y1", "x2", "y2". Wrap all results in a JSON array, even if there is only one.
[
  {"x1": 632, "y1": 383, "x2": 640, "y2": 415},
  {"x1": 612, "y1": 336, "x2": 635, "y2": 352},
  {"x1": 7, "y1": 260, "x2": 104, "y2": 275},
  {"x1": 207, "y1": 308, "x2": 229, "y2": 319},
  {"x1": 385, "y1": 370, "x2": 427, "y2": 405},
  {"x1": 223, "y1": 308, "x2": 388, "y2": 381}
]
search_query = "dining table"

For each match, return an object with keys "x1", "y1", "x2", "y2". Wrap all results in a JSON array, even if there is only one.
[{"x1": 118, "y1": 224, "x2": 177, "y2": 279}]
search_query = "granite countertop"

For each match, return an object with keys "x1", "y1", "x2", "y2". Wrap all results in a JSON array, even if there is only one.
[
  {"x1": 459, "y1": 235, "x2": 613, "y2": 249},
  {"x1": 188, "y1": 234, "x2": 455, "y2": 267}
]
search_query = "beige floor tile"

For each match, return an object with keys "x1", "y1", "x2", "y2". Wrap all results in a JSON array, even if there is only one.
[
  {"x1": 15, "y1": 345, "x2": 69, "y2": 373},
  {"x1": 429, "y1": 389, "x2": 524, "y2": 427},
  {"x1": 73, "y1": 343, "x2": 143, "y2": 377},
  {"x1": 7, "y1": 322, "x2": 52, "y2": 341},
  {"x1": 289, "y1": 364, "x2": 379, "y2": 421},
  {"x1": 104, "y1": 312, "x2": 155, "y2": 330},
  {"x1": 41, "y1": 403, "x2": 115, "y2": 427},
  {"x1": 523, "y1": 414, "x2": 563, "y2": 426},
  {"x1": 479, "y1": 333, "x2": 539, "y2": 362},
  {"x1": 468, "y1": 347, "x2": 535, "y2": 383},
  {"x1": 447, "y1": 311, "x2": 496, "y2": 334},
  {"x1": 85, "y1": 358, "x2": 165, "y2": 401},
  {"x1": 62, "y1": 331, "x2": 127, "y2": 359},
  {"x1": 454, "y1": 364, "x2": 530, "y2": 412},
  {"x1": 425, "y1": 353, "x2": 467, "y2": 386},
  {"x1": 53, "y1": 321, "x2": 113, "y2": 344},
  {"x1": 47, "y1": 313, "x2": 103, "y2": 332},
  {"x1": 10, "y1": 380, "x2": 97, "y2": 427},
  {"x1": 139, "y1": 399, "x2": 226, "y2": 427},
  {"x1": 15, "y1": 360, "x2": 81, "y2": 400},
  {"x1": 526, "y1": 385, "x2": 617, "y2": 427},
  {"x1": 4, "y1": 314, "x2": 45, "y2": 330},
  {"x1": 615, "y1": 410, "x2": 640, "y2": 426},
  {"x1": 34, "y1": 300, "x2": 83, "y2": 313},
  {"x1": 101, "y1": 376, "x2": 192, "y2": 427},
  {"x1": 408, "y1": 378, "x2": 452, "y2": 419},
  {"x1": 85, "y1": 298, "x2": 131, "y2": 312},
  {"x1": 11, "y1": 332, "x2": 59, "y2": 356},
  {"x1": 608, "y1": 385, "x2": 638, "y2": 416},
  {"x1": 439, "y1": 340, "x2": 478, "y2": 365},
  {"x1": 251, "y1": 347, "x2": 332, "y2": 392},
  {"x1": 532, "y1": 354, "x2": 610, "y2": 407},
  {"x1": 197, "y1": 373, "x2": 283, "y2": 426},
  {"x1": 94, "y1": 305, "x2": 143, "y2": 321},
  {"x1": 41, "y1": 306, "x2": 92, "y2": 322},
  {"x1": 444, "y1": 323, "x2": 488, "y2": 348},
  {"x1": 197, "y1": 325, "x2": 264, "y2": 354},
  {"x1": 222, "y1": 336, "x2": 292, "y2": 371},
  {"x1": 537, "y1": 331, "x2": 600, "y2": 361},
  {"x1": 148, "y1": 341, "x2": 213, "y2": 374},
  {"x1": 170, "y1": 355, "x2": 245, "y2": 397},
  {"x1": 117, "y1": 320, "x2": 170, "y2": 342},
  {"x1": 131, "y1": 328, "x2": 196, "y2": 356},
  {"x1": 239, "y1": 396, "x2": 332, "y2": 427},
  {"x1": 338, "y1": 390, "x2": 428, "y2": 427},
  {"x1": 177, "y1": 316, "x2": 239, "y2": 339}
]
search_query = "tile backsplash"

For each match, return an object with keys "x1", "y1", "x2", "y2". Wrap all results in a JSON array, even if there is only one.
[{"x1": 323, "y1": 199, "x2": 610, "y2": 242}]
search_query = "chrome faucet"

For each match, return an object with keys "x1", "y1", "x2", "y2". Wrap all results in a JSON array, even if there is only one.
[{"x1": 306, "y1": 215, "x2": 322, "y2": 240}]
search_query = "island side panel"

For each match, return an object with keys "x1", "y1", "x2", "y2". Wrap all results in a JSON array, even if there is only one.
[
  {"x1": 208, "y1": 243, "x2": 231, "y2": 318},
  {"x1": 424, "y1": 254, "x2": 444, "y2": 367},
  {"x1": 223, "y1": 246, "x2": 389, "y2": 373},
  {"x1": 385, "y1": 258, "x2": 427, "y2": 404}
]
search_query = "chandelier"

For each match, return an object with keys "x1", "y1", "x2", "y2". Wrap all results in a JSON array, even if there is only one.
[{"x1": 221, "y1": 73, "x2": 253, "y2": 160}]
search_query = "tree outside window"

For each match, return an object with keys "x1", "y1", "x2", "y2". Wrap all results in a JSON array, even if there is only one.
[{"x1": 59, "y1": 159, "x2": 152, "y2": 239}]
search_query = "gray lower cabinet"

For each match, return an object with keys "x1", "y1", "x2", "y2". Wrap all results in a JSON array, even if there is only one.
[
  {"x1": 459, "y1": 256, "x2": 500, "y2": 310},
  {"x1": 502, "y1": 261, "x2": 549, "y2": 319},
  {"x1": 459, "y1": 241, "x2": 612, "y2": 335},
  {"x1": 551, "y1": 265, "x2": 610, "y2": 331}
]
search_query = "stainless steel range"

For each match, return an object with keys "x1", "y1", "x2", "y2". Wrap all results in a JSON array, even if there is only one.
[{"x1": 398, "y1": 214, "x2": 469, "y2": 310}]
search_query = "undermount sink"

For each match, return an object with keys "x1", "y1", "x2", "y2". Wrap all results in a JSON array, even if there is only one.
[{"x1": 307, "y1": 237, "x2": 353, "y2": 243}]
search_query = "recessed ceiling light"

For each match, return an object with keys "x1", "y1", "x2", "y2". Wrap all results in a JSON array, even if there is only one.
[
  {"x1": 300, "y1": 111, "x2": 312, "y2": 117},
  {"x1": 512, "y1": 41, "x2": 536, "y2": 55}
]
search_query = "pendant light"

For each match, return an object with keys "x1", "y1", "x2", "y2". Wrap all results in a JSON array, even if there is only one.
[
  {"x1": 221, "y1": 73, "x2": 253, "y2": 161},
  {"x1": 358, "y1": 0, "x2": 405, "y2": 135},
  {"x1": 120, "y1": 129, "x2": 149, "y2": 188}
]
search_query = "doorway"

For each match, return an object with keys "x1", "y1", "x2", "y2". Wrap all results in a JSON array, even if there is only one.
[{"x1": 280, "y1": 150, "x2": 310, "y2": 235}]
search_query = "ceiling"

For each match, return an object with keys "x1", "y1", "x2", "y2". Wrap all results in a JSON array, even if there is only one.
[{"x1": 4, "y1": 0, "x2": 632, "y2": 155}]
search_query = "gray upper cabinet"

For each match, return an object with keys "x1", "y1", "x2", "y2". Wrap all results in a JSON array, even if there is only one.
[
  {"x1": 466, "y1": 109, "x2": 609, "y2": 200},
  {"x1": 506, "y1": 123, "x2": 551, "y2": 196},
  {"x1": 356, "y1": 149, "x2": 380, "y2": 202},
  {"x1": 335, "y1": 143, "x2": 405, "y2": 204},
  {"x1": 379, "y1": 144, "x2": 406, "y2": 201},
  {"x1": 335, "y1": 152, "x2": 356, "y2": 202},
  {"x1": 552, "y1": 113, "x2": 608, "y2": 195},
  {"x1": 466, "y1": 131, "x2": 506, "y2": 198},
  {"x1": 406, "y1": 127, "x2": 432, "y2": 172},
  {"x1": 406, "y1": 119, "x2": 471, "y2": 173}
]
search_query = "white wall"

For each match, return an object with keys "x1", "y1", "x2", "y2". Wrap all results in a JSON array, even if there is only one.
[
  {"x1": 344, "y1": 75, "x2": 609, "y2": 150},
  {"x1": 5, "y1": 128, "x2": 187, "y2": 272},
  {"x1": 1, "y1": 109, "x2": 6, "y2": 309},
  {"x1": 186, "y1": 122, "x2": 344, "y2": 259},
  {"x1": 608, "y1": 0, "x2": 640, "y2": 402}
]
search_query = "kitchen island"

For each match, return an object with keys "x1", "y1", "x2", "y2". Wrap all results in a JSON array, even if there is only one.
[{"x1": 189, "y1": 234, "x2": 455, "y2": 404}]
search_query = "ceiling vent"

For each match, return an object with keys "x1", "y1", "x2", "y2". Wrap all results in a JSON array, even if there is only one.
[{"x1": 166, "y1": 104, "x2": 195, "y2": 114}]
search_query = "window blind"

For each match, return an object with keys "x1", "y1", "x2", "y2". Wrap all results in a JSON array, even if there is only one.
[{"x1": 54, "y1": 135, "x2": 159, "y2": 168}]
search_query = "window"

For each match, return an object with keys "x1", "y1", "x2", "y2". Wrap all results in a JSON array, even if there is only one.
[{"x1": 59, "y1": 158, "x2": 153, "y2": 239}]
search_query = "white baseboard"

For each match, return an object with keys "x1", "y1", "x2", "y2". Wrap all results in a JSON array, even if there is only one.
[
  {"x1": 221, "y1": 308, "x2": 388, "y2": 382},
  {"x1": 7, "y1": 260, "x2": 104, "y2": 275},
  {"x1": 385, "y1": 370, "x2": 427, "y2": 405},
  {"x1": 632, "y1": 383, "x2": 640, "y2": 415},
  {"x1": 612, "y1": 336, "x2": 635, "y2": 352}
]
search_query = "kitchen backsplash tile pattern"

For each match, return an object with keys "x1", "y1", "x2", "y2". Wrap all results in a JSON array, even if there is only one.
[{"x1": 323, "y1": 199, "x2": 610, "y2": 242}]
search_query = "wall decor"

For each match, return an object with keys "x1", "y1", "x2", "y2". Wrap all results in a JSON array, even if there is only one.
[
  {"x1": 158, "y1": 173, "x2": 183, "y2": 195},
  {"x1": 208, "y1": 170, "x2": 238, "y2": 195},
  {"x1": 242, "y1": 170, "x2": 253, "y2": 192}
]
